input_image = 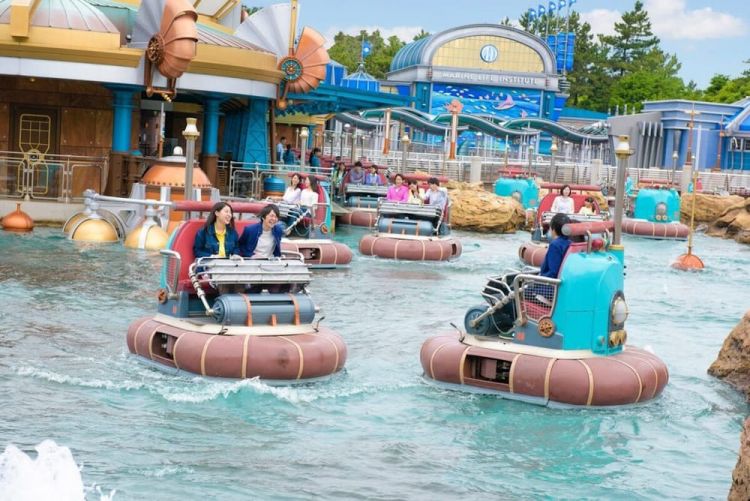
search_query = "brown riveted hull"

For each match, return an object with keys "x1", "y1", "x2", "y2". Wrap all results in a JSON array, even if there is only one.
[
  {"x1": 359, "y1": 234, "x2": 462, "y2": 261},
  {"x1": 337, "y1": 210, "x2": 377, "y2": 227},
  {"x1": 281, "y1": 240, "x2": 353, "y2": 268},
  {"x1": 127, "y1": 317, "x2": 347, "y2": 380},
  {"x1": 420, "y1": 333, "x2": 668, "y2": 407},
  {"x1": 518, "y1": 241, "x2": 547, "y2": 267},
  {"x1": 622, "y1": 219, "x2": 688, "y2": 240}
]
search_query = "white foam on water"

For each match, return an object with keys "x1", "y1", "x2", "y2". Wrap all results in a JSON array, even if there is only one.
[
  {"x1": 0, "y1": 440, "x2": 115, "y2": 501},
  {"x1": 15, "y1": 366, "x2": 145, "y2": 392}
]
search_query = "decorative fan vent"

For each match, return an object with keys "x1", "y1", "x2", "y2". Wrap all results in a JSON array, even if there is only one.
[
  {"x1": 278, "y1": 27, "x2": 329, "y2": 97},
  {"x1": 144, "y1": 0, "x2": 198, "y2": 98}
]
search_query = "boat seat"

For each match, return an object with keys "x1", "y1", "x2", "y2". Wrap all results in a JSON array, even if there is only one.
[{"x1": 170, "y1": 219, "x2": 259, "y2": 293}]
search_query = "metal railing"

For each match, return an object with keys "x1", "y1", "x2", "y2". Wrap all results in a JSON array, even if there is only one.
[
  {"x1": 0, "y1": 150, "x2": 107, "y2": 202},
  {"x1": 224, "y1": 161, "x2": 333, "y2": 198}
]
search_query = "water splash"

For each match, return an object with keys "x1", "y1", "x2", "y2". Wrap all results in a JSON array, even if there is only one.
[{"x1": 0, "y1": 440, "x2": 115, "y2": 501}]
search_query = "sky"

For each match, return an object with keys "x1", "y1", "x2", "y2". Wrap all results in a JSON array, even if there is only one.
[{"x1": 246, "y1": 0, "x2": 749, "y2": 88}]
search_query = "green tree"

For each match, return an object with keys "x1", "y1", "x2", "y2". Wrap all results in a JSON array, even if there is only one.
[
  {"x1": 413, "y1": 29, "x2": 431, "y2": 41},
  {"x1": 328, "y1": 30, "x2": 405, "y2": 79},
  {"x1": 600, "y1": 0, "x2": 660, "y2": 76}
]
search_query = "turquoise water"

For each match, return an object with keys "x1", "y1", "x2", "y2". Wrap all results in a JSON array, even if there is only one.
[{"x1": 0, "y1": 227, "x2": 748, "y2": 499}]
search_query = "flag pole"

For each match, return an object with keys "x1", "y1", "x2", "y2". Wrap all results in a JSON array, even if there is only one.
[{"x1": 562, "y1": 4, "x2": 571, "y2": 75}]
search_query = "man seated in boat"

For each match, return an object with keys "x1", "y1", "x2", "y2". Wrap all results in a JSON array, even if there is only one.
[
  {"x1": 364, "y1": 165, "x2": 382, "y2": 186},
  {"x1": 531, "y1": 213, "x2": 571, "y2": 305},
  {"x1": 193, "y1": 202, "x2": 240, "y2": 259},
  {"x1": 423, "y1": 177, "x2": 449, "y2": 235},
  {"x1": 238, "y1": 204, "x2": 284, "y2": 259},
  {"x1": 386, "y1": 173, "x2": 409, "y2": 202},
  {"x1": 349, "y1": 161, "x2": 365, "y2": 185}
]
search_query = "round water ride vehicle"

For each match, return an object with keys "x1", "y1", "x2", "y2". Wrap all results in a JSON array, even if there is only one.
[
  {"x1": 518, "y1": 184, "x2": 607, "y2": 267},
  {"x1": 276, "y1": 174, "x2": 352, "y2": 269},
  {"x1": 359, "y1": 199, "x2": 462, "y2": 261},
  {"x1": 494, "y1": 167, "x2": 539, "y2": 209},
  {"x1": 337, "y1": 166, "x2": 388, "y2": 227},
  {"x1": 623, "y1": 187, "x2": 688, "y2": 240},
  {"x1": 127, "y1": 204, "x2": 347, "y2": 381},
  {"x1": 422, "y1": 220, "x2": 668, "y2": 407}
]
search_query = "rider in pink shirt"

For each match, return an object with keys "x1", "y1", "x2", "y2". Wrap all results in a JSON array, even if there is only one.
[{"x1": 386, "y1": 173, "x2": 409, "y2": 202}]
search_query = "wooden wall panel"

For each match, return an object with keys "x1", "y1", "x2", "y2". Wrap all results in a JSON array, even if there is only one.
[
  {"x1": 0, "y1": 103, "x2": 9, "y2": 151},
  {"x1": 95, "y1": 110, "x2": 113, "y2": 149},
  {"x1": 61, "y1": 108, "x2": 97, "y2": 150}
]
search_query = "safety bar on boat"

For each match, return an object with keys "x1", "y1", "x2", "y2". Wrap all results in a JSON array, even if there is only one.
[
  {"x1": 511, "y1": 274, "x2": 562, "y2": 325},
  {"x1": 188, "y1": 256, "x2": 312, "y2": 316},
  {"x1": 540, "y1": 211, "x2": 607, "y2": 225},
  {"x1": 160, "y1": 249, "x2": 181, "y2": 299},
  {"x1": 377, "y1": 201, "x2": 442, "y2": 220},
  {"x1": 470, "y1": 290, "x2": 518, "y2": 329},
  {"x1": 345, "y1": 184, "x2": 388, "y2": 196}
]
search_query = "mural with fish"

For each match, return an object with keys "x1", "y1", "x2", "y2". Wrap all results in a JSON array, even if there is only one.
[{"x1": 430, "y1": 84, "x2": 542, "y2": 120}]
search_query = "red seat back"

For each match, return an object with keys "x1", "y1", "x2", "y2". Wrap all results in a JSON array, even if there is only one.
[
  {"x1": 536, "y1": 193, "x2": 599, "y2": 225},
  {"x1": 171, "y1": 219, "x2": 259, "y2": 291}
]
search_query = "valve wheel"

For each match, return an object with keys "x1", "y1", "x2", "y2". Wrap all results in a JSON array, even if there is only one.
[{"x1": 538, "y1": 316, "x2": 555, "y2": 338}]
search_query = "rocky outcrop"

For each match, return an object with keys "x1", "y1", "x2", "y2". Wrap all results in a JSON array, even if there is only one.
[
  {"x1": 730, "y1": 418, "x2": 750, "y2": 501},
  {"x1": 446, "y1": 181, "x2": 526, "y2": 233},
  {"x1": 706, "y1": 198, "x2": 750, "y2": 245},
  {"x1": 708, "y1": 311, "x2": 750, "y2": 398},
  {"x1": 680, "y1": 193, "x2": 744, "y2": 223}
]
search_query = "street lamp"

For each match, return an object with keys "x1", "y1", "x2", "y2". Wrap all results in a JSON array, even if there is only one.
[
  {"x1": 527, "y1": 144, "x2": 534, "y2": 178},
  {"x1": 401, "y1": 133, "x2": 410, "y2": 172},
  {"x1": 550, "y1": 140, "x2": 559, "y2": 182},
  {"x1": 182, "y1": 117, "x2": 200, "y2": 202},
  {"x1": 613, "y1": 135, "x2": 634, "y2": 246},
  {"x1": 340, "y1": 123, "x2": 351, "y2": 158},
  {"x1": 671, "y1": 150, "x2": 678, "y2": 186},
  {"x1": 299, "y1": 127, "x2": 309, "y2": 167},
  {"x1": 351, "y1": 128, "x2": 359, "y2": 163}
]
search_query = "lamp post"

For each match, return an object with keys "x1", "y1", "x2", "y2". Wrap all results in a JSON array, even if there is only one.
[
  {"x1": 550, "y1": 140, "x2": 559, "y2": 182},
  {"x1": 475, "y1": 132, "x2": 483, "y2": 157},
  {"x1": 527, "y1": 145, "x2": 534, "y2": 178},
  {"x1": 340, "y1": 123, "x2": 350, "y2": 158},
  {"x1": 671, "y1": 150, "x2": 678, "y2": 186},
  {"x1": 182, "y1": 117, "x2": 200, "y2": 202},
  {"x1": 401, "y1": 133, "x2": 410, "y2": 172},
  {"x1": 503, "y1": 134, "x2": 509, "y2": 168},
  {"x1": 351, "y1": 128, "x2": 359, "y2": 163},
  {"x1": 299, "y1": 127, "x2": 309, "y2": 167},
  {"x1": 613, "y1": 135, "x2": 634, "y2": 246}
]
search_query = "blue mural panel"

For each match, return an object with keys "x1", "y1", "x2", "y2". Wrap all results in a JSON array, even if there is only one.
[{"x1": 430, "y1": 84, "x2": 541, "y2": 120}]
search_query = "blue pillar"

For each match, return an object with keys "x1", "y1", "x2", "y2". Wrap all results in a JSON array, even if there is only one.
[
  {"x1": 110, "y1": 87, "x2": 137, "y2": 153},
  {"x1": 307, "y1": 125, "x2": 315, "y2": 149},
  {"x1": 238, "y1": 99, "x2": 269, "y2": 165},
  {"x1": 202, "y1": 97, "x2": 222, "y2": 155}
]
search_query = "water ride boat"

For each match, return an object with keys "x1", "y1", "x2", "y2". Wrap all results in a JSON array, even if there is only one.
[
  {"x1": 359, "y1": 198, "x2": 462, "y2": 261},
  {"x1": 519, "y1": 183, "x2": 607, "y2": 267},
  {"x1": 337, "y1": 168, "x2": 388, "y2": 227},
  {"x1": 127, "y1": 203, "x2": 347, "y2": 381},
  {"x1": 421, "y1": 219, "x2": 668, "y2": 406},
  {"x1": 623, "y1": 186, "x2": 688, "y2": 239},
  {"x1": 494, "y1": 167, "x2": 539, "y2": 209}
]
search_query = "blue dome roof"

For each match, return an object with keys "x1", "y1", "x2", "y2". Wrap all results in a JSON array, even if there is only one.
[
  {"x1": 390, "y1": 36, "x2": 433, "y2": 72},
  {"x1": 342, "y1": 64, "x2": 380, "y2": 92}
]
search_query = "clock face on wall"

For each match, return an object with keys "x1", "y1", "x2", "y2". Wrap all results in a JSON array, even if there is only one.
[{"x1": 480, "y1": 44, "x2": 498, "y2": 63}]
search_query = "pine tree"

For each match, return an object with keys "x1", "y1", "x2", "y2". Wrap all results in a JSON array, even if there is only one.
[{"x1": 600, "y1": 0, "x2": 660, "y2": 76}]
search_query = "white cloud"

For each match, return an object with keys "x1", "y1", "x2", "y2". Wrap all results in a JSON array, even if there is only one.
[
  {"x1": 580, "y1": 9, "x2": 621, "y2": 36},
  {"x1": 322, "y1": 25, "x2": 426, "y2": 48},
  {"x1": 645, "y1": 0, "x2": 744, "y2": 40},
  {"x1": 580, "y1": 0, "x2": 744, "y2": 40}
]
